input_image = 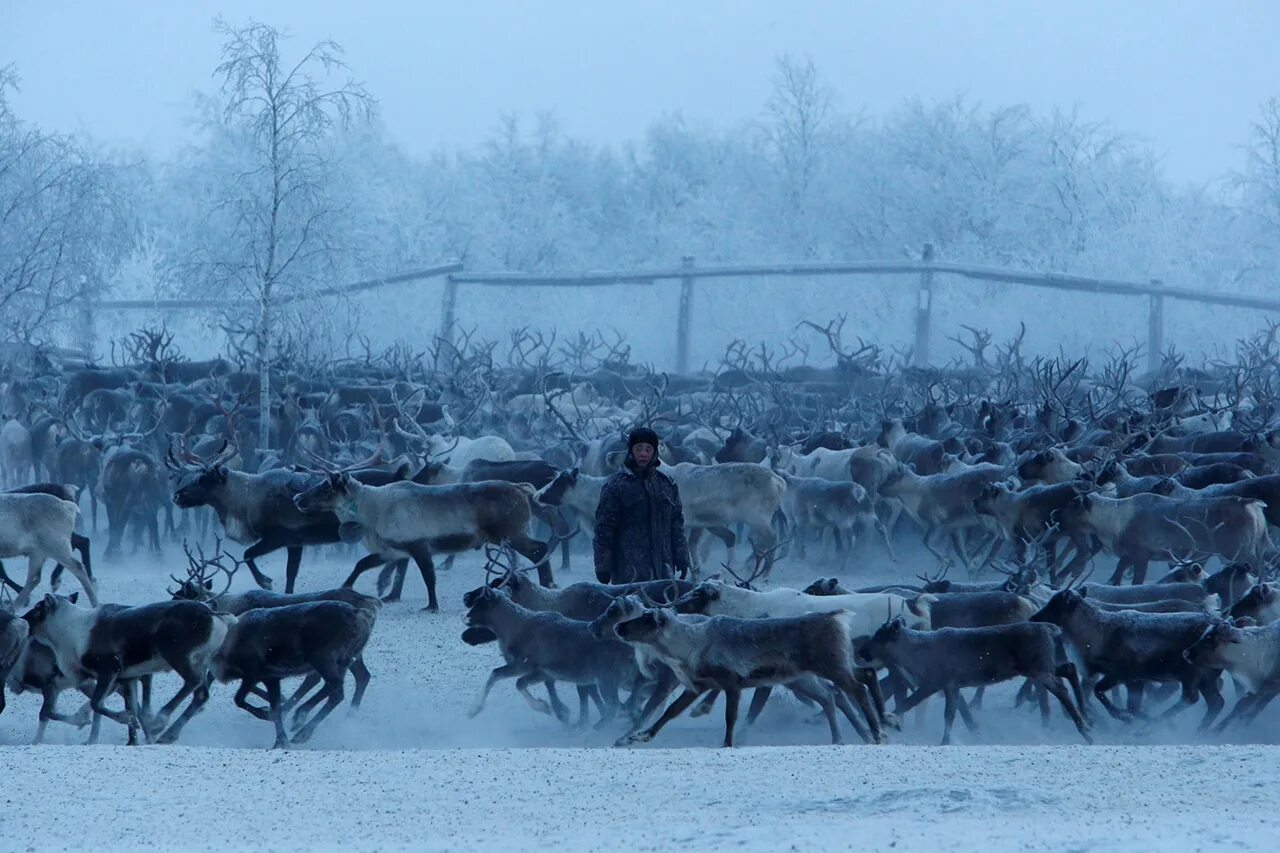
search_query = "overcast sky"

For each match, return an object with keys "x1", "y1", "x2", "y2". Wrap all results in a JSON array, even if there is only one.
[{"x1": 4, "y1": 1, "x2": 1278, "y2": 184}]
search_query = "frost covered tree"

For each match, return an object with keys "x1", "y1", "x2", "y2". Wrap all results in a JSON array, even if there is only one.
[
  {"x1": 1230, "y1": 98, "x2": 1280, "y2": 289},
  {"x1": 0, "y1": 67, "x2": 128, "y2": 347},
  {"x1": 761, "y1": 53, "x2": 833, "y2": 257},
  {"x1": 195, "y1": 19, "x2": 373, "y2": 450}
]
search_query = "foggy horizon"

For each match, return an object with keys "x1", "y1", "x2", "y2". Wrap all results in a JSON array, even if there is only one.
[{"x1": 6, "y1": 1, "x2": 1280, "y2": 185}]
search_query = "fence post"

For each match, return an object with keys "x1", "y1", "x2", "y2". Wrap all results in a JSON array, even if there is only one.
[
  {"x1": 438, "y1": 273, "x2": 459, "y2": 368},
  {"x1": 676, "y1": 255, "x2": 695, "y2": 373},
  {"x1": 1147, "y1": 279, "x2": 1165, "y2": 374},
  {"x1": 913, "y1": 244, "x2": 935, "y2": 367}
]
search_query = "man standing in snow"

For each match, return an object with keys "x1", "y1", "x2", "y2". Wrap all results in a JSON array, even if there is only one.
[{"x1": 592, "y1": 426, "x2": 691, "y2": 584}]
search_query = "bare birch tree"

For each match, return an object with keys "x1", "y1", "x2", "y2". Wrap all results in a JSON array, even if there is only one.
[{"x1": 205, "y1": 19, "x2": 373, "y2": 452}]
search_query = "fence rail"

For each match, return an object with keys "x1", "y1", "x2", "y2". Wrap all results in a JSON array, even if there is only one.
[
  {"x1": 443, "y1": 247, "x2": 1280, "y2": 373},
  {"x1": 90, "y1": 250, "x2": 1280, "y2": 375}
]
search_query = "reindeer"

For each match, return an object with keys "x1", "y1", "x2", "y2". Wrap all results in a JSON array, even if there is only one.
[
  {"x1": 658, "y1": 461, "x2": 785, "y2": 576},
  {"x1": 1184, "y1": 618, "x2": 1280, "y2": 731},
  {"x1": 1030, "y1": 588, "x2": 1224, "y2": 728},
  {"x1": 22, "y1": 592, "x2": 233, "y2": 743},
  {"x1": 2, "y1": 491, "x2": 96, "y2": 608},
  {"x1": 878, "y1": 461, "x2": 1009, "y2": 570},
  {"x1": 167, "y1": 441, "x2": 379, "y2": 593},
  {"x1": 856, "y1": 617, "x2": 1091, "y2": 745},
  {"x1": 292, "y1": 471, "x2": 550, "y2": 611},
  {"x1": 213, "y1": 599, "x2": 376, "y2": 748},
  {"x1": 776, "y1": 472, "x2": 888, "y2": 568},
  {"x1": 613, "y1": 605, "x2": 887, "y2": 747},
  {"x1": 463, "y1": 585, "x2": 637, "y2": 728},
  {"x1": 1058, "y1": 491, "x2": 1273, "y2": 585}
]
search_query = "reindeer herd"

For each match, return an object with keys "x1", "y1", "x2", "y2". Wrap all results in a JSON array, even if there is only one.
[{"x1": 4, "y1": 319, "x2": 1280, "y2": 749}]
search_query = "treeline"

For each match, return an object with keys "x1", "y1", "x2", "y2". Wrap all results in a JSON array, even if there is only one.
[{"x1": 3, "y1": 22, "x2": 1279, "y2": 363}]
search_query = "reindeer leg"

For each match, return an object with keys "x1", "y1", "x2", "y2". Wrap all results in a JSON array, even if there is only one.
[
  {"x1": 1092, "y1": 674, "x2": 1133, "y2": 723},
  {"x1": 376, "y1": 559, "x2": 408, "y2": 601},
  {"x1": 743, "y1": 686, "x2": 773, "y2": 727},
  {"x1": 242, "y1": 536, "x2": 287, "y2": 591},
  {"x1": 406, "y1": 542, "x2": 439, "y2": 611},
  {"x1": 920, "y1": 525, "x2": 952, "y2": 569},
  {"x1": 266, "y1": 679, "x2": 290, "y2": 749},
  {"x1": 348, "y1": 655, "x2": 372, "y2": 713},
  {"x1": 543, "y1": 680, "x2": 573, "y2": 723},
  {"x1": 0, "y1": 560, "x2": 20, "y2": 592},
  {"x1": 14, "y1": 556, "x2": 45, "y2": 610},
  {"x1": 722, "y1": 687, "x2": 742, "y2": 747},
  {"x1": 941, "y1": 684, "x2": 961, "y2": 745},
  {"x1": 618, "y1": 688, "x2": 703, "y2": 746},
  {"x1": 510, "y1": 673, "x2": 554, "y2": 716},
  {"x1": 282, "y1": 545, "x2": 304, "y2": 594},
  {"x1": 631, "y1": 668, "x2": 678, "y2": 730},
  {"x1": 1038, "y1": 675, "x2": 1092, "y2": 744},
  {"x1": 690, "y1": 689, "x2": 719, "y2": 717},
  {"x1": 342, "y1": 552, "x2": 386, "y2": 590},
  {"x1": 470, "y1": 662, "x2": 531, "y2": 718},
  {"x1": 1107, "y1": 556, "x2": 1130, "y2": 586},
  {"x1": 234, "y1": 680, "x2": 272, "y2": 721},
  {"x1": 575, "y1": 685, "x2": 593, "y2": 729}
]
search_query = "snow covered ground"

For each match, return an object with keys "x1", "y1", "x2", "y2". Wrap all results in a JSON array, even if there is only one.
[{"x1": 3, "y1": 537, "x2": 1279, "y2": 851}]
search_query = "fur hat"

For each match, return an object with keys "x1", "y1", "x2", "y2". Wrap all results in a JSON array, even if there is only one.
[{"x1": 627, "y1": 426, "x2": 660, "y2": 449}]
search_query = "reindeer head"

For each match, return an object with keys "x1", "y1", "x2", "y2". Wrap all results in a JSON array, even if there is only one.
[
  {"x1": 21, "y1": 592, "x2": 82, "y2": 636},
  {"x1": 802, "y1": 577, "x2": 844, "y2": 596},
  {"x1": 1029, "y1": 588, "x2": 1086, "y2": 625},
  {"x1": 973, "y1": 482, "x2": 1011, "y2": 517},
  {"x1": 613, "y1": 608, "x2": 670, "y2": 643},
  {"x1": 1183, "y1": 619, "x2": 1246, "y2": 668},
  {"x1": 169, "y1": 539, "x2": 240, "y2": 602},
  {"x1": 857, "y1": 616, "x2": 907, "y2": 666},
  {"x1": 672, "y1": 582, "x2": 721, "y2": 614},
  {"x1": 167, "y1": 438, "x2": 236, "y2": 508},
  {"x1": 292, "y1": 471, "x2": 356, "y2": 515},
  {"x1": 1228, "y1": 581, "x2": 1279, "y2": 623},
  {"x1": 533, "y1": 466, "x2": 579, "y2": 507},
  {"x1": 463, "y1": 584, "x2": 502, "y2": 618},
  {"x1": 587, "y1": 595, "x2": 647, "y2": 640}
]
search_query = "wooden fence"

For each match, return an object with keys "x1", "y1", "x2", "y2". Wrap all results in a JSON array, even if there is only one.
[
  {"x1": 444, "y1": 246, "x2": 1280, "y2": 373},
  {"x1": 90, "y1": 250, "x2": 1280, "y2": 374}
]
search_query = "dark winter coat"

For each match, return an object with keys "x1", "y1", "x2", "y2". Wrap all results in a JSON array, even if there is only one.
[{"x1": 593, "y1": 454, "x2": 690, "y2": 584}]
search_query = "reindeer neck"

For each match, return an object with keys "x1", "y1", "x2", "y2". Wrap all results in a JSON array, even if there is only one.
[
  {"x1": 1082, "y1": 495, "x2": 1132, "y2": 542},
  {"x1": 510, "y1": 579, "x2": 555, "y2": 610},
  {"x1": 215, "y1": 470, "x2": 260, "y2": 520},
  {"x1": 1068, "y1": 597, "x2": 1110, "y2": 644},
  {"x1": 49, "y1": 605, "x2": 96, "y2": 672},
  {"x1": 488, "y1": 595, "x2": 538, "y2": 639},
  {"x1": 337, "y1": 480, "x2": 380, "y2": 523}
]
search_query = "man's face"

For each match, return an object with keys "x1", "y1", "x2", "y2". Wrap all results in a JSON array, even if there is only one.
[{"x1": 631, "y1": 442, "x2": 656, "y2": 468}]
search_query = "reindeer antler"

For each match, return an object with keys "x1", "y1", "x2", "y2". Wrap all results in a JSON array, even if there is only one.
[{"x1": 175, "y1": 537, "x2": 242, "y2": 598}]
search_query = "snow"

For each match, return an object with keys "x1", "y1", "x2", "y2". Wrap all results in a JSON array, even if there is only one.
[
  {"x1": 3, "y1": 744, "x2": 1278, "y2": 850},
  {"x1": 3, "y1": 539, "x2": 1280, "y2": 851}
]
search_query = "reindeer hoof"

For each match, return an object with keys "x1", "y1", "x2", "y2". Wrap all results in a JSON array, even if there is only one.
[
  {"x1": 615, "y1": 732, "x2": 649, "y2": 747},
  {"x1": 381, "y1": 594, "x2": 401, "y2": 603},
  {"x1": 882, "y1": 713, "x2": 902, "y2": 731},
  {"x1": 421, "y1": 604, "x2": 440, "y2": 613},
  {"x1": 256, "y1": 578, "x2": 274, "y2": 591}
]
